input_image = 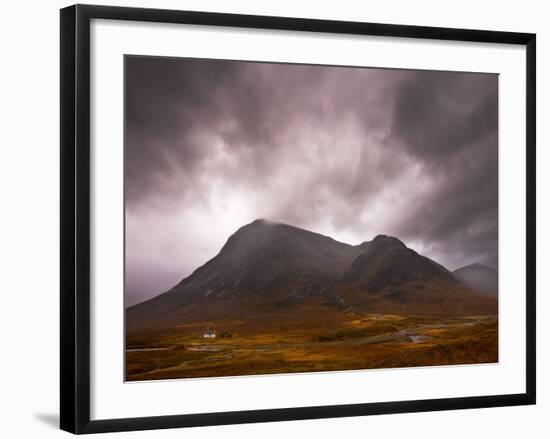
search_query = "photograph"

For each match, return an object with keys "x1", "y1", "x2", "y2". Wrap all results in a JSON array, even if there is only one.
[{"x1": 124, "y1": 55, "x2": 499, "y2": 381}]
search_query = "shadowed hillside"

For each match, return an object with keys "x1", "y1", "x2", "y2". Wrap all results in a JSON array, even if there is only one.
[{"x1": 453, "y1": 263, "x2": 498, "y2": 296}]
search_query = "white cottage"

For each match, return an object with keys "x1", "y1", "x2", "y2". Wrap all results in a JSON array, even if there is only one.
[{"x1": 202, "y1": 329, "x2": 216, "y2": 339}]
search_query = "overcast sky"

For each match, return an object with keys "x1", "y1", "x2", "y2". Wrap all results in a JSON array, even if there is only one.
[{"x1": 125, "y1": 56, "x2": 498, "y2": 306}]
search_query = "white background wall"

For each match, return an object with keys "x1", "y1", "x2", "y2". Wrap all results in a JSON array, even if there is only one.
[{"x1": 0, "y1": 0, "x2": 547, "y2": 437}]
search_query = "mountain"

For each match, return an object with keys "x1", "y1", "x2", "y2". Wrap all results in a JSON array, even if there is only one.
[
  {"x1": 127, "y1": 220, "x2": 497, "y2": 330},
  {"x1": 343, "y1": 234, "x2": 453, "y2": 291},
  {"x1": 453, "y1": 263, "x2": 498, "y2": 296}
]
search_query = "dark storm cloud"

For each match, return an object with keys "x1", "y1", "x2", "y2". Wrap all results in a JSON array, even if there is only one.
[
  {"x1": 124, "y1": 57, "x2": 404, "y2": 203},
  {"x1": 388, "y1": 71, "x2": 498, "y2": 270},
  {"x1": 392, "y1": 70, "x2": 498, "y2": 161},
  {"x1": 124, "y1": 56, "x2": 498, "y2": 305}
]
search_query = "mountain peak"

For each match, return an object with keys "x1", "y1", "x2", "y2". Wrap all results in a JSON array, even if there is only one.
[
  {"x1": 453, "y1": 263, "x2": 498, "y2": 296},
  {"x1": 213, "y1": 219, "x2": 357, "y2": 284},
  {"x1": 227, "y1": 218, "x2": 280, "y2": 239},
  {"x1": 249, "y1": 218, "x2": 275, "y2": 226},
  {"x1": 456, "y1": 263, "x2": 496, "y2": 273},
  {"x1": 467, "y1": 262, "x2": 483, "y2": 268},
  {"x1": 237, "y1": 218, "x2": 286, "y2": 232},
  {"x1": 371, "y1": 234, "x2": 406, "y2": 248}
]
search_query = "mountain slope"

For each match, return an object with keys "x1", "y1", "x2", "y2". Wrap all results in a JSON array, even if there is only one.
[
  {"x1": 336, "y1": 235, "x2": 496, "y2": 316},
  {"x1": 127, "y1": 220, "x2": 497, "y2": 330},
  {"x1": 453, "y1": 263, "x2": 498, "y2": 296},
  {"x1": 343, "y1": 234, "x2": 453, "y2": 291}
]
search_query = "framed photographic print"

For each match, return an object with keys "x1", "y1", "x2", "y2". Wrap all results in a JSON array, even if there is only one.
[{"x1": 60, "y1": 4, "x2": 536, "y2": 434}]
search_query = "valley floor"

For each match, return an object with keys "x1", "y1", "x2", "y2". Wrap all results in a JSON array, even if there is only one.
[{"x1": 125, "y1": 314, "x2": 498, "y2": 381}]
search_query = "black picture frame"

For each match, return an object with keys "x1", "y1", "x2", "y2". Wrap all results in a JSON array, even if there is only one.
[{"x1": 60, "y1": 4, "x2": 536, "y2": 434}]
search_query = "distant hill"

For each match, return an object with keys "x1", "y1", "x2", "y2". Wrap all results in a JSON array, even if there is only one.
[
  {"x1": 127, "y1": 220, "x2": 497, "y2": 330},
  {"x1": 453, "y1": 263, "x2": 498, "y2": 297}
]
